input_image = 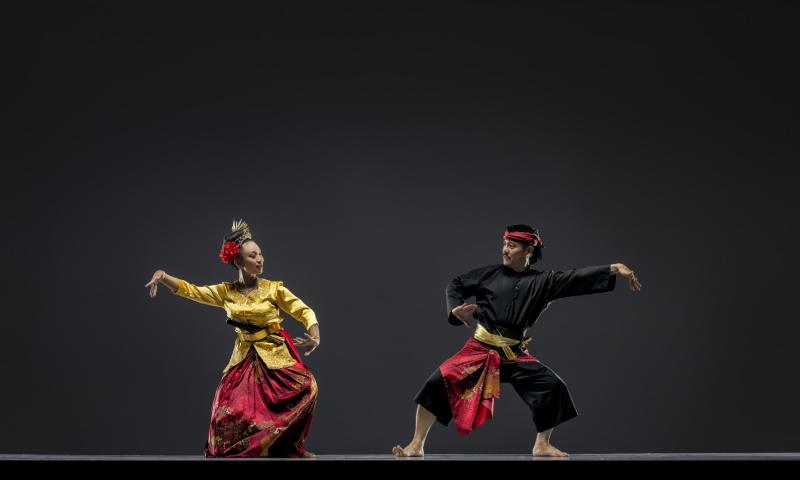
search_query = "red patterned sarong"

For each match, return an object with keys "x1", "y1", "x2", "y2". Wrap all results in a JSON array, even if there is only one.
[
  {"x1": 204, "y1": 329, "x2": 317, "y2": 457},
  {"x1": 440, "y1": 338, "x2": 537, "y2": 435}
]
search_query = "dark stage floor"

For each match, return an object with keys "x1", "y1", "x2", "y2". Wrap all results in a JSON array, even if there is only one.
[{"x1": 2, "y1": 453, "x2": 798, "y2": 461}]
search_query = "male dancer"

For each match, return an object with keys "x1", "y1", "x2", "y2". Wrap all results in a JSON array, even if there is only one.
[{"x1": 393, "y1": 224, "x2": 641, "y2": 457}]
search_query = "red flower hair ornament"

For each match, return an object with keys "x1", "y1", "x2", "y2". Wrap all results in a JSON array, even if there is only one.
[{"x1": 219, "y1": 241, "x2": 240, "y2": 264}]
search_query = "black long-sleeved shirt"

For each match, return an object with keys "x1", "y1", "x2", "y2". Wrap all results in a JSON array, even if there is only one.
[{"x1": 446, "y1": 264, "x2": 616, "y2": 340}]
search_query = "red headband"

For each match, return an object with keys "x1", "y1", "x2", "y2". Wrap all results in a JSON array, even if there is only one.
[{"x1": 504, "y1": 231, "x2": 543, "y2": 247}]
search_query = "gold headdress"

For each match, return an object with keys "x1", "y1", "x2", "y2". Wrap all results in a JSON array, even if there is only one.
[{"x1": 224, "y1": 218, "x2": 252, "y2": 245}]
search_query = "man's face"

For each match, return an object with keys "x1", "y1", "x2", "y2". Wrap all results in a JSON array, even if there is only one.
[{"x1": 502, "y1": 239, "x2": 530, "y2": 268}]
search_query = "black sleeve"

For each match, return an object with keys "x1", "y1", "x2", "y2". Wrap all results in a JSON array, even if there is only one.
[
  {"x1": 545, "y1": 264, "x2": 616, "y2": 302},
  {"x1": 445, "y1": 265, "x2": 493, "y2": 325}
]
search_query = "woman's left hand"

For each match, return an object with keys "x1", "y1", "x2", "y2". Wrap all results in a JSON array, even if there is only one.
[{"x1": 293, "y1": 333, "x2": 320, "y2": 356}]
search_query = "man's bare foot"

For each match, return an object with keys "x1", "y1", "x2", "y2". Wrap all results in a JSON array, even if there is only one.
[
  {"x1": 392, "y1": 442, "x2": 424, "y2": 457},
  {"x1": 532, "y1": 444, "x2": 569, "y2": 457},
  {"x1": 301, "y1": 451, "x2": 316, "y2": 458}
]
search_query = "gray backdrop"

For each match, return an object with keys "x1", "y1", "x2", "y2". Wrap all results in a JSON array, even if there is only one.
[{"x1": 2, "y1": 1, "x2": 798, "y2": 455}]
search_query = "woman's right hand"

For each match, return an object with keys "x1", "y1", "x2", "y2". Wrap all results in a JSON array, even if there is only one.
[
  {"x1": 452, "y1": 303, "x2": 478, "y2": 327},
  {"x1": 145, "y1": 270, "x2": 166, "y2": 297}
]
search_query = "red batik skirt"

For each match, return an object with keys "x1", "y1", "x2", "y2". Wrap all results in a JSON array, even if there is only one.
[{"x1": 203, "y1": 329, "x2": 318, "y2": 457}]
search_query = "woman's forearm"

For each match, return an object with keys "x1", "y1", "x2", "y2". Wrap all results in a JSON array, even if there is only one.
[
  {"x1": 308, "y1": 324, "x2": 320, "y2": 341},
  {"x1": 158, "y1": 271, "x2": 181, "y2": 292}
]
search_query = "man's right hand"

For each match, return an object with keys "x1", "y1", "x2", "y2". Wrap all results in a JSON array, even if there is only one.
[{"x1": 452, "y1": 304, "x2": 478, "y2": 327}]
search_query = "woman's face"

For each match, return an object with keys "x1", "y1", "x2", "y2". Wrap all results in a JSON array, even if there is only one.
[{"x1": 236, "y1": 241, "x2": 264, "y2": 275}]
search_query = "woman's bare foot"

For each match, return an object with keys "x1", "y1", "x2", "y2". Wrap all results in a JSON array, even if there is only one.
[
  {"x1": 301, "y1": 451, "x2": 316, "y2": 458},
  {"x1": 532, "y1": 444, "x2": 569, "y2": 457},
  {"x1": 392, "y1": 441, "x2": 424, "y2": 457}
]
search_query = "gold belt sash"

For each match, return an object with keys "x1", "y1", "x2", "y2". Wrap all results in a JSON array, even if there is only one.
[
  {"x1": 236, "y1": 322, "x2": 284, "y2": 343},
  {"x1": 473, "y1": 323, "x2": 531, "y2": 360}
]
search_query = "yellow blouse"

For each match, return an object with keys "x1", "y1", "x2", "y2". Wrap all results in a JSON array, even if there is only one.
[{"x1": 172, "y1": 277, "x2": 318, "y2": 372}]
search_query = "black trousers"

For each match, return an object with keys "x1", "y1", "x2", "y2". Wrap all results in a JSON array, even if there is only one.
[{"x1": 414, "y1": 360, "x2": 578, "y2": 433}]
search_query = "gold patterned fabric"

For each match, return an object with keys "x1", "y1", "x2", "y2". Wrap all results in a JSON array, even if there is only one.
[
  {"x1": 173, "y1": 277, "x2": 318, "y2": 371},
  {"x1": 473, "y1": 324, "x2": 531, "y2": 360}
]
